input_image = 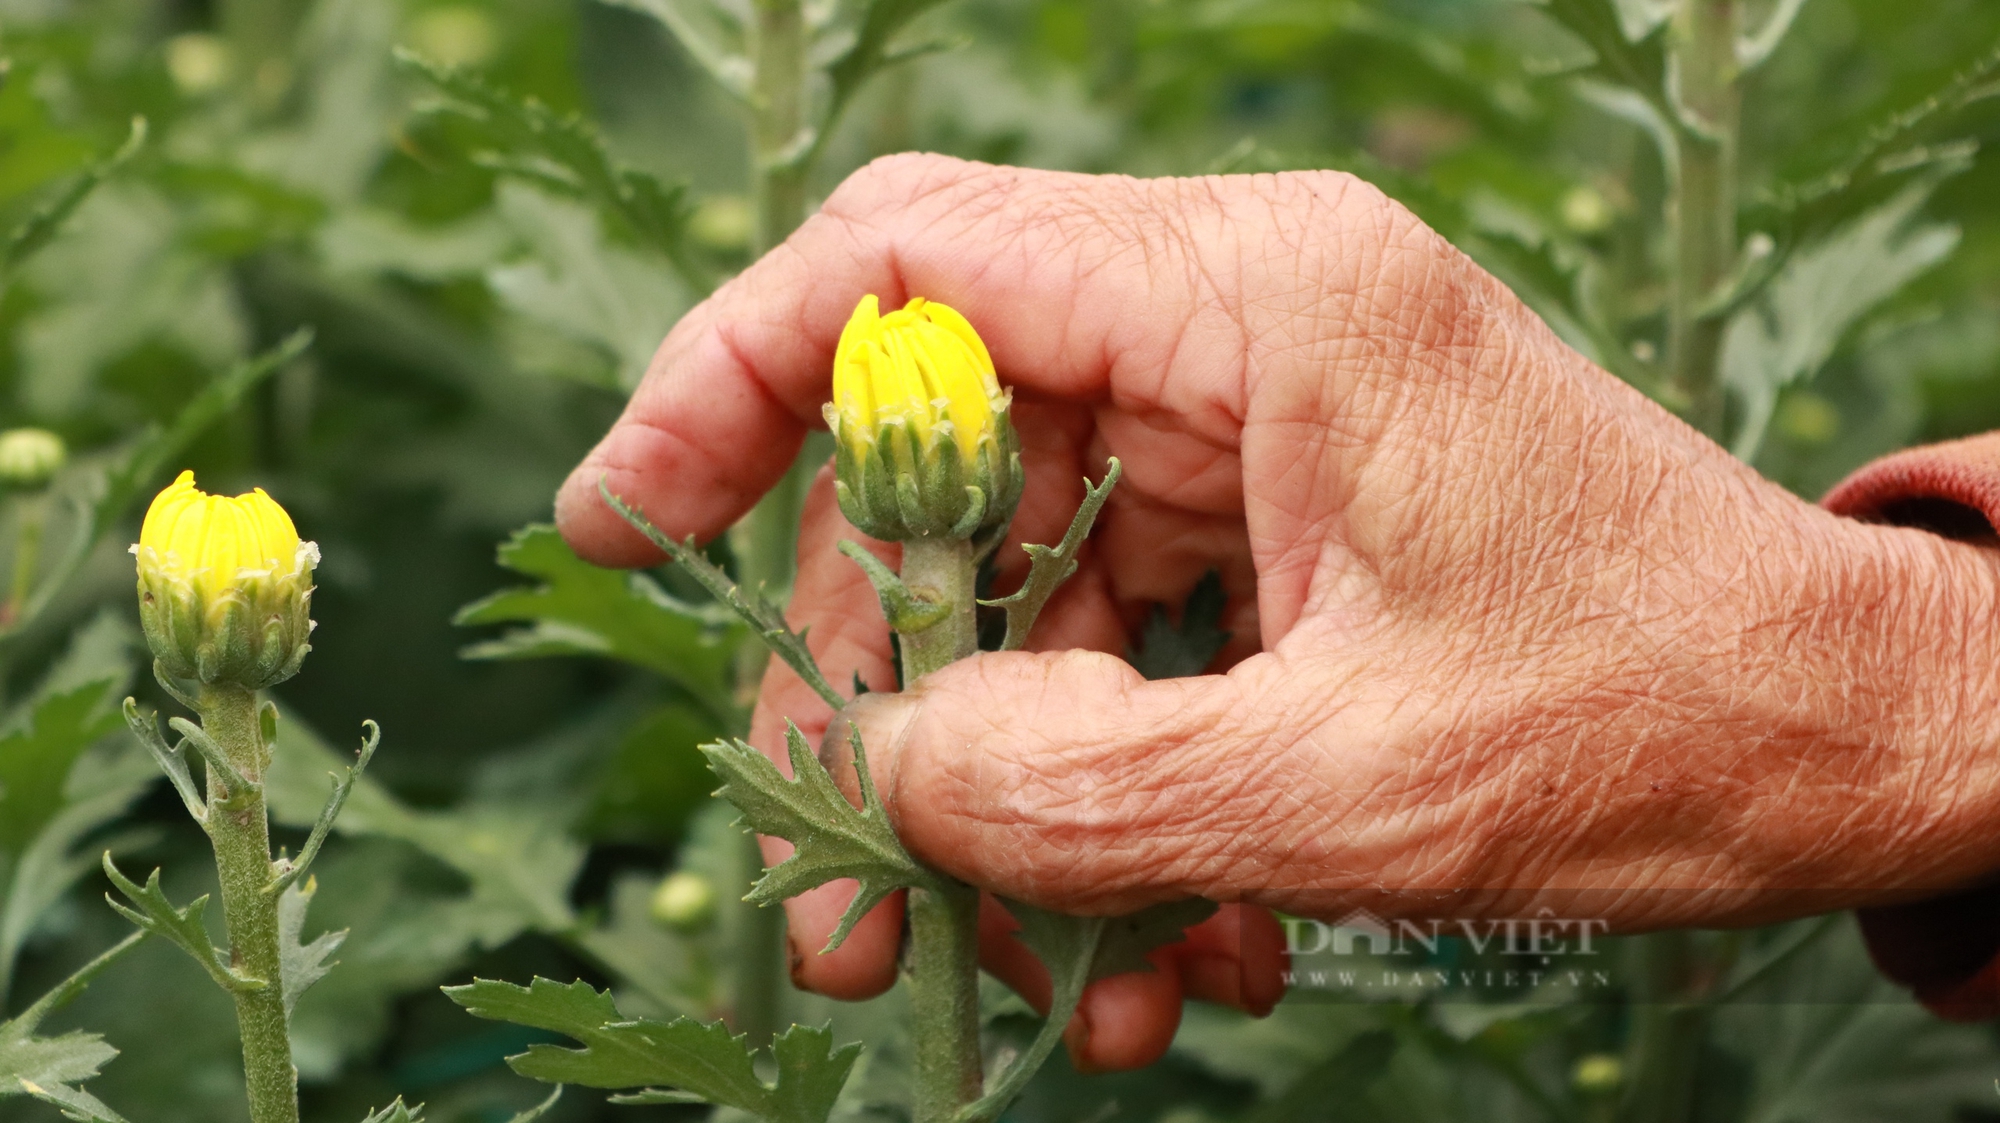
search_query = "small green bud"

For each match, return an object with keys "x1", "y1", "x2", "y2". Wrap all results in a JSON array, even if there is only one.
[
  {"x1": 0, "y1": 428, "x2": 66, "y2": 489},
  {"x1": 650, "y1": 871, "x2": 718, "y2": 933},
  {"x1": 825, "y1": 295, "x2": 1023, "y2": 543},
  {"x1": 1571, "y1": 1053, "x2": 1623, "y2": 1096}
]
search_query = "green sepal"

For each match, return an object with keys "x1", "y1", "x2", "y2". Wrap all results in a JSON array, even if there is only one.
[
  {"x1": 837, "y1": 540, "x2": 950, "y2": 634},
  {"x1": 828, "y1": 401, "x2": 1022, "y2": 542},
  {"x1": 135, "y1": 543, "x2": 316, "y2": 693},
  {"x1": 701, "y1": 722, "x2": 934, "y2": 952}
]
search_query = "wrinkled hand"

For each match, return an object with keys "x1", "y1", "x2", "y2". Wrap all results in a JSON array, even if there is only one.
[{"x1": 559, "y1": 155, "x2": 2000, "y2": 1069}]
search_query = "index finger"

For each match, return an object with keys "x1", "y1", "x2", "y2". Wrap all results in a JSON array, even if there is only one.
[{"x1": 555, "y1": 153, "x2": 1308, "y2": 565}]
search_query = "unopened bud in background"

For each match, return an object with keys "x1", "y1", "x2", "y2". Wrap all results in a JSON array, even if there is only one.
[
  {"x1": 0, "y1": 428, "x2": 66, "y2": 490},
  {"x1": 650, "y1": 870, "x2": 718, "y2": 933}
]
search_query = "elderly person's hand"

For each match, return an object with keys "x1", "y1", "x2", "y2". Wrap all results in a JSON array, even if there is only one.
[{"x1": 557, "y1": 154, "x2": 2000, "y2": 1069}]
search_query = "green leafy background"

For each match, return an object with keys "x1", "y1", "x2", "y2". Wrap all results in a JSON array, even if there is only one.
[{"x1": 2, "y1": 0, "x2": 2000, "y2": 1120}]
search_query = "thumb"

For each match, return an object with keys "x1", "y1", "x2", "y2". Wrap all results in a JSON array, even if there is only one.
[{"x1": 844, "y1": 647, "x2": 1263, "y2": 915}]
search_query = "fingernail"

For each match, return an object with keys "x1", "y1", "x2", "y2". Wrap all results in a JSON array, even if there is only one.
[
  {"x1": 787, "y1": 937, "x2": 808, "y2": 986},
  {"x1": 1063, "y1": 1006, "x2": 1098, "y2": 1074}
]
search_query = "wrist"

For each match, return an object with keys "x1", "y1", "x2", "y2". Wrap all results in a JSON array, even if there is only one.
[{"x1": 1810, "y1": 514, "x2": 2000, "y2": 904}]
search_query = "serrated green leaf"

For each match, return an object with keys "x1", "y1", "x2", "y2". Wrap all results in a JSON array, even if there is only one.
[
  {"x1": 447, "y1": 977, "x2": 768, "y2": 1105},
  {"x1": 0, "y1": 673, "x2": 135, "y2": 1000},
  {"x1": 768, "y1": 1022, "x2": 863, "y2": 1123},
  {"x1": 1724, "y1": 182, "x2": 1959, "y2": 459},
  {"x1": 399, "y1": 51, "x2": 709, "y2": 294},
  {"x1": 701, "y1": 724, "x2": 931, "y2": 952},
  {"x1": 456, "y1": 523, "x2": 741, "y2": 713},
  {"x1": 1087, "y1": 898, "x2": 1218, "y2": 982},
  {"x1": 277, "y1": 877, "x2": 345, "y2": 1018},
  {"x1": 266, "y1": 713, "x2": 582, "y2": 942},
  {"x1": 446, "y1": 978, "x2": 859, "y2": 1123},
  {"x1": 357, "y1": 1097, "x2": 424, "y2": 1123},
  {"x1": 0, "y1": 929, "x2": 143, "y2": 1121},
  {"x1": 982, "y1": 461, "x2": 1120, "y2": 651},
  {"x1": 100, "y1": 856, "x2": 255, "y2": 994},
  {"x1": 1127, "y1": 569, "x2": 1232, "y2": 681},
  {"x1": 600, "y1": 481, "x2": 846, "y2": 711}
]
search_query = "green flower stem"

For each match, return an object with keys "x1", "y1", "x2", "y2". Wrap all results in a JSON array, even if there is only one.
[
  {"x1": 907, "y1": 881, "x2": 984, "y2": 1123},
  {"x1": 894, "y1": 534, "x2": 984, "y2": 1120},
  {"x1": 1667, "y1": 0, "x2": 1741, "y2": 439},
  {"x1": 197, "y1": 683, "x2": 298, "y2": 1123},
  {"x1": 748, "y1": 0, "x2": 808, "y2": 258},
  {"x1": 724, "y1": 0, "x2": 813, "y2": 1053},
  {"x1": 898, "y1": 537, "x2": 978, "y2": 681},
  {"x1": 1620, "y1": 931, "x2": 1705, "y2": 1123},
  {"x1": 4, "y1": 491, "x2": 46, "y2": 627}
]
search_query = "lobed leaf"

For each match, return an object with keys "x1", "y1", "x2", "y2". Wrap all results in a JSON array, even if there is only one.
[
  {"x1": 456, "y1": 524, "x2": 741, "y2": 716},
  {"x1": 277, "y1": 878, "x2": 347, "y2": 1018},
  {"x1": 0, "y1": 929, "x2": 144, "y2": 1122},
  {"x1": 982, "y1": 459, "x2": 1121, "y2": 651},
  {"x1": 100, "y1": 856, "x2": 257, "y2": 995},
  {"x1": 600, "y1": 480, "x2": 845, "y2": 711},
  {"x1": 702, "y1": 723, "x2": 933, "y2": 952},
  {"x1": 399, "y1": 52, "x2": 709, "y2": 295},
  {"x1": 1127, "y1": 569, "x2": 1233, "y2": 682},
  {"x1": 445, "y1": 978, "x2": 856, "y2": 1122}
]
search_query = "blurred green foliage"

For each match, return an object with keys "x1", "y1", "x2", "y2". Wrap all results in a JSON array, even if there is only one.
[{"x1": 1, "y1": 0, "x2": 1999, "y2": 1119}]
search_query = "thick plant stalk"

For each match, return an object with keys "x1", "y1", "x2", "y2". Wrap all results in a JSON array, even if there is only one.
[
  {"x1": 198, "y1": 683, "x2": 298, "y2": 1123},
  {"x1": 748, "y1": 0, "x2": 808, "y2": 259},
  {"x1": 1666, "y1": 0, "x2": 1741, "y2": 438},
  {"x1": 897, "y1": 538, "x2": 979, "y2": 679},
  {"x1": 726, "y1": 0, "x2": 812, "y2": 1049},
  {"x1": 4, "y1": 492, "x2": 45, "y2": 625},
  {"x1": 895, "y1": 535, "x2": 983, "y2": 1121},
  {"x1": 907, "y1": 882, "x2": 984, "y2": 1123}
]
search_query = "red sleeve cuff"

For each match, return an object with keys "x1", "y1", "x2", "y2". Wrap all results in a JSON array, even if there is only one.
[{"x1": 1823, "y1": 432, "x2": 2000, "y2": 1021}]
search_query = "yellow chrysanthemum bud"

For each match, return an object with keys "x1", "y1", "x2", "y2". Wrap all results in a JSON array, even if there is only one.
[
  {"x1": 132, "y1": 470, "x2": 319, "y2": 691},
  {"x1": 824, "y1": 295, "x2": 1023, "y2": 542}
]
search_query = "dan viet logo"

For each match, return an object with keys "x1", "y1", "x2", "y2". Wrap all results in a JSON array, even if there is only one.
[
  {"x1": 1281, "y1": 909, "x2": 1617, "y2": 998},
  {"x1": 1285, "y1": 909, "x2": 1611, "y2": 957}
]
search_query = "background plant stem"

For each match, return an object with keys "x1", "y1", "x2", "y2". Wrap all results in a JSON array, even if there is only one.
[
  {"x1": 4, "y1": 492, "x2": 45, "y2": 627},
  {"x1": 198, "y1": 683, "x2": 298, "y2": 1123},
  {"x1": 726, "y1": 0, "x2": 812, "y2": 1051},
  {"x1": 1667, "y1": 0, "x2": 1741, "y2": 439}
]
